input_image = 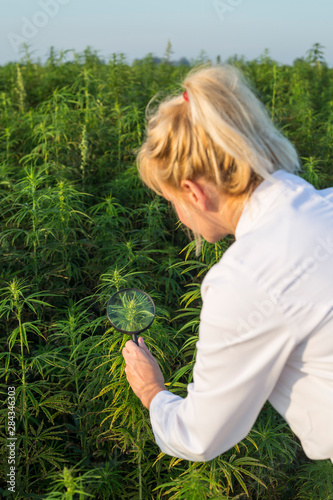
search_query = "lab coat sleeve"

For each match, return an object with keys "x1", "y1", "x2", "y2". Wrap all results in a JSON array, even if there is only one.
[{"x1": 149, "y1": 262, "x2": 296, "y2": 461}]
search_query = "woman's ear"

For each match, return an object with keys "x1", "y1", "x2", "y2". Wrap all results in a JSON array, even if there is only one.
[{"x1": 180, "y1": 179, "x2": 210, "y2": 211}]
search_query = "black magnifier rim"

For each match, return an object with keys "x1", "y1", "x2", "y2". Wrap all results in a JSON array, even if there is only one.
[{"x1": 107, "y1": 288, "x2": 156, "y2": 335}]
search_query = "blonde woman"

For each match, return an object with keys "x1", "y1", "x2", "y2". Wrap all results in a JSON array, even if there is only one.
[{"x1": 122, "y1": 65, "x2": 333, "y2": 463}]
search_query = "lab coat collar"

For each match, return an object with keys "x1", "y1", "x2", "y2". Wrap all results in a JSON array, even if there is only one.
[{"x1": 235, "y1": 169, "x2": 293, "y2": 240}]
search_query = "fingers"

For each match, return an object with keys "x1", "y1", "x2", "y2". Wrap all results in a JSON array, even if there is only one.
[
  {"x1": 122, "y1": 339, "x2": 139, "y2": 359},
  {"x1": 123, "y1": 337, "x2": 150, "y2": 354},
  {"x1": 122, "y1": 337, "x2": 156, "y2": 365},
  {"x1": 138, "y1": 337, "x2": 151, "y2": 354},
  {"x1": 124, "y1": 339, "x2": 139, "y2": 352}
]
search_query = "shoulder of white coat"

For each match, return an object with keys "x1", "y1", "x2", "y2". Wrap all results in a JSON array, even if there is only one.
[{"x1": 199, "y1": 247, "x2": 289, "y2": 340}]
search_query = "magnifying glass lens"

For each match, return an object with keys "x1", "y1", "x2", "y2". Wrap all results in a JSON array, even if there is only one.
[{"x1": 107, "y1": 289, "x2": 156, "y2": 344}]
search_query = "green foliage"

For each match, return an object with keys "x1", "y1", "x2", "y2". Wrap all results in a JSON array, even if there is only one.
[
  {"x1": 0, "y1": 44, "x2": 332, "y2": 498},
  {"x1": 294, "y1": 460, "x2": 333, "y2": 499}
]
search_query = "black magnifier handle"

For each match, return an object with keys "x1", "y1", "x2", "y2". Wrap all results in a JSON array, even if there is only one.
[{"x1": 132, "y1": 333, "x2": 138, "y2": 346}]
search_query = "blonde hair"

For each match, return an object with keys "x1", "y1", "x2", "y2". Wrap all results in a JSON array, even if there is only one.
[{"x1": 136, "y1": 64, "x2": 301, "y2": 249}]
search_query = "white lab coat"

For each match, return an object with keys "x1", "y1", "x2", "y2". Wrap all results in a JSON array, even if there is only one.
[{"x1": 149, "y1": 170, "x2": 333, "y2": 462}]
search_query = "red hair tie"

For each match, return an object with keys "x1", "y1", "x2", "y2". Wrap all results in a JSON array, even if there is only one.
[{"x1": 183, "y1": 90, "x2": 189, "y2": 102}]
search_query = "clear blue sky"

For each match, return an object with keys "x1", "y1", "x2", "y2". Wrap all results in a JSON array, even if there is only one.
[{"x1": 1, "y1": 0, "x2": 332, "y2": 66}]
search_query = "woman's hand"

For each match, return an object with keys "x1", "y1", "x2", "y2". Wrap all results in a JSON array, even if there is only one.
[{"x1": 122, "y1": 337, "x2": 166, "y2": 409}]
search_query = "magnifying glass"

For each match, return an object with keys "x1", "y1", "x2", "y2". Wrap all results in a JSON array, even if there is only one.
[{"x1": 107, "y1": 288, "x2": 156, "y2": 345}]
